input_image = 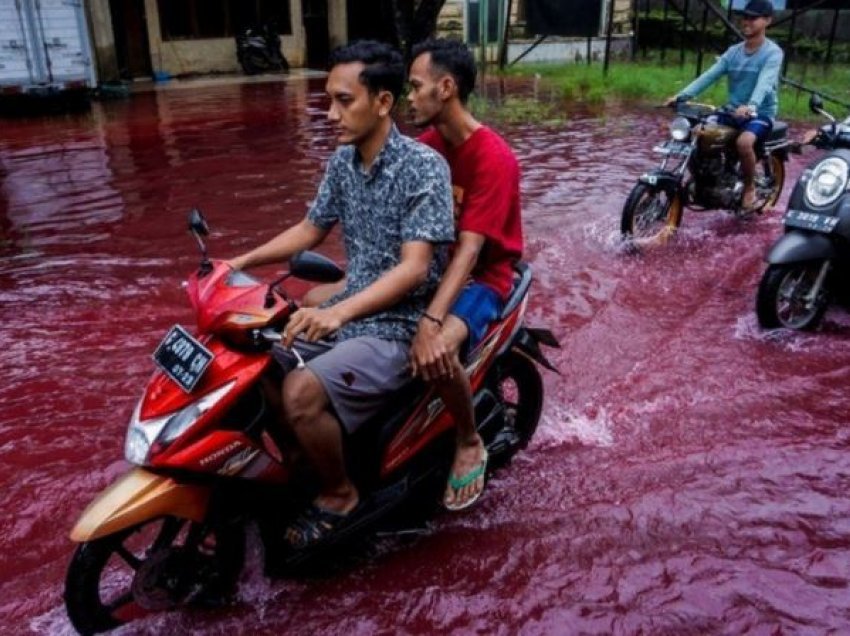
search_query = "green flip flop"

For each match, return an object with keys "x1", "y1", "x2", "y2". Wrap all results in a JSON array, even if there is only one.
[{"x1": 443, "y1": 449, "x2": 489, "y2": 511}]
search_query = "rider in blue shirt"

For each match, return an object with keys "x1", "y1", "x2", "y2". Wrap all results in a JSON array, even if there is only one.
[{"x1": 666, "y1": 0, "x2": 783, "y2": 211}]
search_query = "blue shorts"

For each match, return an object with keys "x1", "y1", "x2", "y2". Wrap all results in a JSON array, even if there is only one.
[
  {"x1": 450, "y1": 282, "x2": 503, "y2": 359},
  {"x1": 715, "y1": 112, "x2": 773, "y2": 143}
]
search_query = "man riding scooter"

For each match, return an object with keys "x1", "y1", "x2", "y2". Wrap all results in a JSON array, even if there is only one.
[
  {"x1": 228, "y1": 40, "x2": 454, "y2": 547},
  {"x1": 665, "y1": 0, "x2": 783, "y2": 212}
]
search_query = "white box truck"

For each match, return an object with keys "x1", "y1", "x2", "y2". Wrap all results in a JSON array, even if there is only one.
[{"x1": 0, "y1": 0, "x2": 97, "y2": 111}]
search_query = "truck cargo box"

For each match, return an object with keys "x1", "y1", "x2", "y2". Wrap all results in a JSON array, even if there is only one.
[{"x1": 0, "y1": 0, "x2": 96, "y2": 112}]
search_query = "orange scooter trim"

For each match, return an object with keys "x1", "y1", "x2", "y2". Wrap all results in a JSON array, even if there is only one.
[{"x1": 70, "y1": 468, "x2": 210, "y2": 542}]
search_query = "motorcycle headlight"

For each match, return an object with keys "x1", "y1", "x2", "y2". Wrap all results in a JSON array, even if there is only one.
[
  {"x1": 124, "y1": 381, "x2": 236, "y2": 465},
  {"x1": 805, "y1": 156, "x2": 849, "y2": 208},
  {"x1": 125, "y1": 425, "x2": 153, "y2": 465},
  {"x1": 669, "y1": 117, "x2": 691, "y2": 142}
]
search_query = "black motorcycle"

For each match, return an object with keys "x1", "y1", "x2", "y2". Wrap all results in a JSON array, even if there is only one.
[
  {"x1": 756, "y1": 94, "x2": 850, "y2": 330},
  {"x1": 236, "y1": 24, "x2": 289, "y2": 75},
  {"x1": 621, "y1": 101, "x2": 791, "y2": 247}
]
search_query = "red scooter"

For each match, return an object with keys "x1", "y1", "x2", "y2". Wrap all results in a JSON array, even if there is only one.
[{"x1": 64, "y1": 210, "x2": 559, "y2": 634}]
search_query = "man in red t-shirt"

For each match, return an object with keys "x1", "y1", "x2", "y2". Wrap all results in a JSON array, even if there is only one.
[{"x1": 407, "y1": 38, "x2": 523, "y2": 510}]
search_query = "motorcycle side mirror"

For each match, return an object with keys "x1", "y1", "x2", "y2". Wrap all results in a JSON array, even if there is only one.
[
  {"x1": 188, "y1": 208, "x2": 210, "y2": 236},
  {"x1": 187, "y1": 208, "x2": 212, "y2": 275},
  {"x1": 809, "y1": 94, "x2": 824, "y2": 114},
  {"x1": 289, "y1": 251, "x2": 345, "y2": 283}
]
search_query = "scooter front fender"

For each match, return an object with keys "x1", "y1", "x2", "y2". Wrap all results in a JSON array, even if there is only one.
[
  {"x1": 766, "y1": 230, "x2": 837, "y2": 264},
  {"x1": 638, "y1": 170, "x2": 682, "y2": 195},
  {"x1": 70, "y1": 468, "x2": 211, "y2": 542}
]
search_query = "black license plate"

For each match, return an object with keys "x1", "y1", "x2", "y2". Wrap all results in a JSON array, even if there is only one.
[
  {"x1": 784, "y1": 209, "x2": 840, "y2": 233},
  {"x1": 152, "y1": 325, "x2": 214, "y2": 393}
]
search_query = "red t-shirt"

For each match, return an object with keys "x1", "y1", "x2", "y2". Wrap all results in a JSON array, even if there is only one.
[{"x1": 418, "y1": 126, "x2": 523, "y2": 300}]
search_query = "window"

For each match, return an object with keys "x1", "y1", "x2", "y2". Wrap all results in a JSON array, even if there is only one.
[{"x1": 158, "y1": 0, "x2": 292, "y2": 41}]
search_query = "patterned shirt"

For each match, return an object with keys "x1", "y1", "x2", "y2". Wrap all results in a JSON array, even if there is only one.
[{"x1": 307, "y1": 125, "x2": 455, "y2": 343}]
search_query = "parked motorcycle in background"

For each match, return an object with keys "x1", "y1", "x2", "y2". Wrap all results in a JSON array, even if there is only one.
[
  {"x1": 756, "y1": 94, "x2": 850, "y2": 330},
  {"x1": 621, "y1": 101, "x2": 791, "y2": 247},
  {"x1": 236, "y1": 23, "x2": 289, "y2": 75}
]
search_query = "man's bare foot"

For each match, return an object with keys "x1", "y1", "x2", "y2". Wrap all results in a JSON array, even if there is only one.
[{"x1": 443, "y1": 434, "x2": 488, "y2": 510}]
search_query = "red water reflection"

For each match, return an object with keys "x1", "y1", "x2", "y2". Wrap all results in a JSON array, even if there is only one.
[{"x1": 3, "y1": 76, "x2": 850, "y2": 634}]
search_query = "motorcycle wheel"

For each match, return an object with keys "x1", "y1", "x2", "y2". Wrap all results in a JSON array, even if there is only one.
[
  {"x1": 756, "y1": 262, "x2": 829, "y2": 330},
  {"x1": 64, "y1": 516, "x2": 244, "y2": 635},
  {"x1": 485, "y1": 350, "x2": 544, "y2": 466},
  {"x1": 620, "y1": 182, "x2": 683, "y2": 247},
  {"x1": 756, "y1": 154, "x2": 786, "y2": 209}
]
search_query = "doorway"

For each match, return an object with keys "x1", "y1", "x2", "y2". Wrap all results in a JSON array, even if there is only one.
[
  {"x1": 302, "y1": 0, "x2": 329, "y2": 69},
  {"x1": 110, "y1": 0, "x2": 152, "y2": 79}
]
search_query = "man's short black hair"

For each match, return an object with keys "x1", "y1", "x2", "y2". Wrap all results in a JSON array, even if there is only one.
[
  {"x1": 328, "y1": 40, "x2": 405, "y2": 105},
  {"x1": 410, "y1": 38, "x2": 476, "y2": 103}
]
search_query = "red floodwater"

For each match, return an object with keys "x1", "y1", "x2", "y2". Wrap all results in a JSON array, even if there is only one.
[{"x1": 3, "y1": 75, "x2": 850, "y2": 635}]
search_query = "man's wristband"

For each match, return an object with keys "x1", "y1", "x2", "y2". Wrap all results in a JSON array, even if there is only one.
[{"x1": 421, "y1": 312, "x2": 444, "y2": 328}]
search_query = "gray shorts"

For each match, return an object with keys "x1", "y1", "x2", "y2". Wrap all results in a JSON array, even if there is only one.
[{"x1": 273, "y1": 337, "x2": 410, "y2": 434}]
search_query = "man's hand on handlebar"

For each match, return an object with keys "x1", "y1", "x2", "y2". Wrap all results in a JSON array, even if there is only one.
[
  {"x1": 226, "y1": 255, "x2": 248, "y2": 271},
  {"x1": 733, "y1": 105, "x2": 755, "y2": 119},
  {"x1": 283, "y1": 306, "x2": 344, "y2": 347}
]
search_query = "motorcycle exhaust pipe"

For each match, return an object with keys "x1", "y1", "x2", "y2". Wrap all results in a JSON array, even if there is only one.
[{"x1": 70, "y1": 468, "x2": 211, "y2": 542}]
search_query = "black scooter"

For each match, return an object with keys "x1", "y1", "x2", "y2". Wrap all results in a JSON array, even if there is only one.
[
  {"x1": 236, "y1": 24, "x2": 289, "y2": 75},
  {"x1": 756, "y1": 94, "x2": 850, "y2": 330}
]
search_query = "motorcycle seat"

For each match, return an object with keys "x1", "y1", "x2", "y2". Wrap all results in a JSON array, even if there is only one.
[
  {"x1": 769, "y1": 121, "x2": 788, "y2": 141},
  {"x1": 499, "y1": 261, "x2": 532, "y2": 321}
]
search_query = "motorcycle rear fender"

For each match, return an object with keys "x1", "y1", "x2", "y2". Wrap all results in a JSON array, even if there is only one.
[
  {"x1": 766, "y1": 230, "x2": 837, "y2": 264},
  {"x1": 638, "y1": 170, "x2": 682, "y2": 195},
  {"x1": 511, "y1": 327, "x2": 561, "y2": 374},
  {"x1": 69, "y1": 468, "x2": 210, "y2": 542}
]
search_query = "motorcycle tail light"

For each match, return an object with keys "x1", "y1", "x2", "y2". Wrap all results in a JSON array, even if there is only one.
[
  {"x1": 805, "y1": 156, "x2": 849, "y2": 208},
  {"x1": 670, "y1": 116, "x2": 691, "y2": 141}
]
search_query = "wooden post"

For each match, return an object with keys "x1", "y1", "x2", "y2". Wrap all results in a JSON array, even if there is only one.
[
  {"x1": 783, "y1": 4, "x2": 797, "y2": 76},
  {"x1": 497, "y1": 0, "x2": 512, "y2": 69},
  {"x1": 680, "y1": 0, "x2": 690, "y2": 68},
  {"x1": 661, "y1": 0, "x2": 669, "y2": 62},
  {"x1": 825, "y1": 6, "x2": 839, "y2": 69},
  {"x1": 604, "y1": 0, "x2": 616, "y2": 76},
  {"x1": 631, "y1": 0, "x2": 638, "y2": 61},
  {"x1": 696, "y1": 4, "x2": 708, "y2": 76},
  {"x1": 479, "y1": 0, "x2": 488, "y2": 67}
]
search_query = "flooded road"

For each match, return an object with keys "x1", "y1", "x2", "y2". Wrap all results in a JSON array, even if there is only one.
[{"x1": 3, "y1": 75, "x2": 850, "y2": 634}]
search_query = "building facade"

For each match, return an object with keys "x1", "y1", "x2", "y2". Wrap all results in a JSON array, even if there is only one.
[
  {"x1": 85, "y1": 0, "x2": 634, "y2": 82},
  {"x1": 87, "y1": 0, "x2": 348, "y2": 80}
]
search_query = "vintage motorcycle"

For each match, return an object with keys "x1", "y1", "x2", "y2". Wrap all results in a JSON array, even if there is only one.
[
  {"x1": 63, "y1": 210, "x2": 559, "y2": 634},
  {"x1": 621, "y1": 101, "x2": 792, "y2": 246},
  {"x1": 756, "y1": 94, "x2": 850, "y2": 330}
]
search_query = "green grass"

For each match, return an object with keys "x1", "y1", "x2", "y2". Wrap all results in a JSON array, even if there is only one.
[
  {"x1": 468, "y1": 93, "x2": 568, "y2": 126},
  {"x1": 498, "y1": 56, "x2": 850, "y2": 123}
]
